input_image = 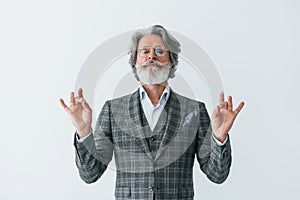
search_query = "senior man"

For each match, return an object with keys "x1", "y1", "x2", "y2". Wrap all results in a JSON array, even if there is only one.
[{"x1": 60, "y1": 25, "x2": 244, "y2": 200}]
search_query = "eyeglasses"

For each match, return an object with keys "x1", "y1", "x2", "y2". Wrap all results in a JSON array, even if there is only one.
[{"x1": 136, "y1": 46, "x2": 168, "y2": 57}]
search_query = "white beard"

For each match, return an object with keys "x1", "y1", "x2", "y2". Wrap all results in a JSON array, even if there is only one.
[{"x1": 136, "y1": 60, "x2": 171, "y2": 85}]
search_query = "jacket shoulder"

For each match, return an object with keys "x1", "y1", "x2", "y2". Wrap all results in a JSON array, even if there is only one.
[
  {"x1": 102, "y1": 90, "x2": 139, "y2": 109},
  {"x1": 171, "y1": 90, "x2": 205, "y2": 106}
]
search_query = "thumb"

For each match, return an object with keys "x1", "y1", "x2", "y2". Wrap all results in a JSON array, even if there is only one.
[
  {"x1": 82, "y1": 99, "x2": 92, "y2": 113},
  {"x1": 212, "y1": 105, "x2": 221, "y2": 117}
]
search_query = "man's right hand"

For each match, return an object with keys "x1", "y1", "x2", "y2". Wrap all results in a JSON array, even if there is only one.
[{"x1": 59, "y1": 88, "x2": 92, "y2": 138}]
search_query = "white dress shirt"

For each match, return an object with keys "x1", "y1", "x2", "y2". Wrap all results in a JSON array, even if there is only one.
[{"x1": 139, "y1": 85, "x2": 170, "y2": 131}]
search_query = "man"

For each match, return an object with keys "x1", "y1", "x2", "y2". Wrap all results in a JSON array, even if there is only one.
[{"x1": 59, "y1": 25, "x2": 244, "y2": 200}]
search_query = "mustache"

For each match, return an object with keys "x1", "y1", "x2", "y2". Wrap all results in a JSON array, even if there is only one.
[{"x1": 140, "y1": 60, "x2": 169, "y2": 68}]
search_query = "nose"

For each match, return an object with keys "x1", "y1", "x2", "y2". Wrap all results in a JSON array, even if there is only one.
[{"x1": 147, "y1": 49, "x2": 157, "y2": 60}]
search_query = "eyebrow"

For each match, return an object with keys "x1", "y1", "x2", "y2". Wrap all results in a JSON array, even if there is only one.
[
  {"x1": 138, "y1": 45, "x2": 165, "y2": 48},
  {"x1": 138, "y1": 46, "x2": 150, "y2": 48}
]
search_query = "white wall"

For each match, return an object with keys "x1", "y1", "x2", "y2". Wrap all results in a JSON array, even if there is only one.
[{"x1": 0, "y1": 0, "x2": 299, "y2": 199}]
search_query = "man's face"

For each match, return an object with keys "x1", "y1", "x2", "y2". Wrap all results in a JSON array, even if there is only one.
[{"x1": 135, "y1": 34, "x2": 171, "y2": 85}]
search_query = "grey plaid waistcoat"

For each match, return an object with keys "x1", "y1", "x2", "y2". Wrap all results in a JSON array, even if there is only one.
[{"x1": 74, "y1": 89, "x2": 232, "y2": 200}]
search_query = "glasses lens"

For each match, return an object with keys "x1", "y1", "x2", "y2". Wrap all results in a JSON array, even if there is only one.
[
  {"x1": 139, "y1": 47, "x2": 149, "y2": 57},
  {"x1": 155, "y1": 47, "x2": 167, "y2": 56}
]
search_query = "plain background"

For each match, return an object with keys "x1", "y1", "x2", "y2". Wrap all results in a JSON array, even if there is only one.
[{"x1": 0, "y1": 0, "x2": 299, "y2": 199}]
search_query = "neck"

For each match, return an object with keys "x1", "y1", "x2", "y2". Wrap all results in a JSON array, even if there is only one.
[{"x1": 141, "y1": 81, "x2": 168, "y2": 106}]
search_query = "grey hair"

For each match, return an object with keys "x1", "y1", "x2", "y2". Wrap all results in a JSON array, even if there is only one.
[{"x1": 129, "y1": 25, "x2": 181, "y2": 81}]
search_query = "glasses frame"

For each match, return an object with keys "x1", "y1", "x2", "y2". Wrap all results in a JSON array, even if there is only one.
[{"x1": 136, "y1": 46, "x2": 169, "y2": 58}]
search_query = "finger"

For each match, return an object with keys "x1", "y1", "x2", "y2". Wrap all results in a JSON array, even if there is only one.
[
  {"x1": 233, "y1": 101, "x2": 245, "y2": 116},
  {"x1": 78, "y1": 88, "x2": 83, "y2": 98},
  {"x1": 70, "y1": 92, "x2": 75, "y2": 106},
  {"x1": 219, "y1": 91, "x2": 225, "y2": 104},
  {"x1": 75, "y1": 97, "x2": 83, "y2": 104},
  {"x1": 216, "y1": 105, "x2": 222, "y2": 114},
  {"x1": 227, "y1": 96, "x2": 233, "y2": 111},
  {"x1": 82, "y1": 99, "x2": 92, "y2": 113},
  {"x1": 59, "y1": 98, "x2": 70, "y2": 112},
  {"x1": 219, "y1": 102, "x2": 228, "y2": 109}
]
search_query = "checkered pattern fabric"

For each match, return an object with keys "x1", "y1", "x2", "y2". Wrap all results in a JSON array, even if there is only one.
[{"x1": 74, "y1": 89, "x2": 232, "y2": 200}]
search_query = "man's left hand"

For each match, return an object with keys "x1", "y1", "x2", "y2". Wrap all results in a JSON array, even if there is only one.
[{"x1": 211, "y1": 92, "x2": 245, "y2": 143}]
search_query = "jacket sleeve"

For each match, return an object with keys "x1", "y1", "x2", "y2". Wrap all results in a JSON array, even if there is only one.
[
  {"x1": 73, "y1": 101, "x2": 113, "y2": 184},
  {"x1": 196, "y1": 102, "x2": 232, "y2": 184}
]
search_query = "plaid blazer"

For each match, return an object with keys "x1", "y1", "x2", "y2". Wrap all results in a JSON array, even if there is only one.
[{"x1": 74, "y1": 89, "x2": 232, "y2": 200}]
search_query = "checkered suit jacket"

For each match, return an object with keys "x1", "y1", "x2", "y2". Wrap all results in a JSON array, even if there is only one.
[{"x1": 74, "y1": 89, "x2": 232, "y2": 200}]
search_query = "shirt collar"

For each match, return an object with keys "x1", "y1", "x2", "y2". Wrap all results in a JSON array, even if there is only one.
[{"x1": 139, "y1": 84, "x2": 170, "y2": 105}]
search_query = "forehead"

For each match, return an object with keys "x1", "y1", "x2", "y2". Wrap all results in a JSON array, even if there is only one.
[{"x1": 138, "y1": 34, "x2": 164, "y2": 47}]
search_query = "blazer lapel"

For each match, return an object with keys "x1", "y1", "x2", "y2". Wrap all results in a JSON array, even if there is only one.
[
  {"x1": 128, "y1": 90, "x2": 153, "y2": 160},
  {"x1": 154, "y1": 90, "x2": 181, "y2": 160}
]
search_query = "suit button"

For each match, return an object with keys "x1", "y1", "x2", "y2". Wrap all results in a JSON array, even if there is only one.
[
  {"x1": 148, "y1": 186, "x2": 154, "y2": 191},
  {"x1": 151, "y1": 137, "x2": 155, "y2": 142}
]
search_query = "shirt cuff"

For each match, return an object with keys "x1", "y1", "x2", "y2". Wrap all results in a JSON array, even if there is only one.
[
  {"x1": 76, "y1": 129, "x2": 92, "y2": 143},
  {"x1": 212, "y1": 134, "x2": 228, "y2": 146}
]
